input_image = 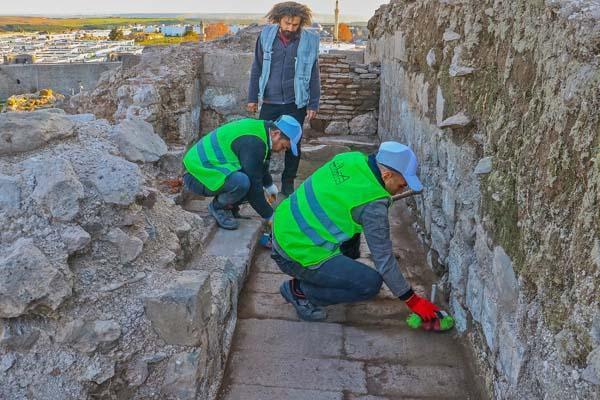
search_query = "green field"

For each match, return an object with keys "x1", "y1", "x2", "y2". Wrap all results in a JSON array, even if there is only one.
[{"x1": 0, "y1": 16, "x2": 260, "y2": 33}]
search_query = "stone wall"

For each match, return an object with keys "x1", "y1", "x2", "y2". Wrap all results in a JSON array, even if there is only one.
[
  {"x1": 0, "y1": 109, "x2": 239, "y2": 399},
  {"x1": 0, "y1": 62, "x2": 120, "y2": 100},
  {"x1": 368, "y1": 1, "x2": 599, "y2": 399},
  {"x1": 314, "y1": 53, "x2": 381, "y2": 136}
]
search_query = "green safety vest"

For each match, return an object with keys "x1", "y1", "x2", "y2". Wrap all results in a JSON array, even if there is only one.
[
  {"x1": 273, "y1": 152, "x2": 391, "y2": 267},
  {"x1": 183, "y1": 119, "x2": 269, "y2": 191}
]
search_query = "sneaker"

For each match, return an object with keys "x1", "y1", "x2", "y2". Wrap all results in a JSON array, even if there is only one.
[
  {"x1": 279, "y1": 281, "x2": 327, "y2": 322},
  {"x1": 230, "y1": 205, "x2": 251, "y2": 219},
  {"x1": 208, "y1": 200, "x2": 239, "y2": 230}
]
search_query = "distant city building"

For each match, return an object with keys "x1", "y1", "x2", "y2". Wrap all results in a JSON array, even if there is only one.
[
  {"x1": 160, "y1": 25, "x2": 187, "y2": 37},
  {"x1": 3, "y1": 54, "x2": 36, "y2": 64},
  {"x1": 144, "y1": 26, "x2": 158, "y2": 34},
  {"x1": 0, "y1": 33, "x2": 143, "y2": 64}
]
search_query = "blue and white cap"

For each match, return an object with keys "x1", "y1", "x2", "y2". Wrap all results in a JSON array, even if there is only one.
[
  {"x1": 375, "y1": 141, "x2": 423, "y2": 192},
  {"x1": 274, "y1": 115, "x2": 302, "y2": 156}
]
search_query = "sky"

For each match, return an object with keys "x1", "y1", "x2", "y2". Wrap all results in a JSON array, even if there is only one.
[{"x1": 0, "y1": 1, "x2": 388, "y2": 19}]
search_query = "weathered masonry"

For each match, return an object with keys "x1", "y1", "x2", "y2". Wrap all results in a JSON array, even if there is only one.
[{"x1": 367, "y1": 1, "x2": 599, "y2": 399}]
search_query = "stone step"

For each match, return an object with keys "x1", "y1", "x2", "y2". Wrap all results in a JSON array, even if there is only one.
[
  {"x1": 238, "y1": 291, "x2": 348, "y2": 323},
  {"x1": 366, "y1": 363, "x2": 471, "y2": 399},
  {"x1": 343, "y1": 325, "x2": 465, "y2": 366},
  {"x1": 225, "y1": 351, "x2": 368, "y2": 393},
  {"x1": 221, "y1": 384, "x2": 343, "y2": 400},
  {"x1": 232, "y1": 318, "x2": 344, "y2": 358}
]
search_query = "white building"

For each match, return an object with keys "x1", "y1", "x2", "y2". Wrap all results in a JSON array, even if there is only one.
[{"x1": 160, "y1": 25, "x2": 187, "y2": 37}]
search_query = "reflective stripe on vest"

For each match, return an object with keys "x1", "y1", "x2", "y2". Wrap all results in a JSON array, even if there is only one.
[
  {"x1": 273, "y1": 152, "x2": 390, "y2": 267},
  {"x1": 183, "y1": 119, "x2": 269, "y2": 192}
]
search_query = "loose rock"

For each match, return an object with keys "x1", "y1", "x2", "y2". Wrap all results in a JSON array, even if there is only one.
[{"x1": 0, "y1": 238, "x2": 72, "y2": 318}]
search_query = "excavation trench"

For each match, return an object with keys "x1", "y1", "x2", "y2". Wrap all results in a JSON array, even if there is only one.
[{"x1": 213, "y1": 137, "x2": 487, "y2": 400}]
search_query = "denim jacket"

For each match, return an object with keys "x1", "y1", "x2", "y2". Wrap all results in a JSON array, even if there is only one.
[{"x1": 257, "y1": 24, "x2": 320, "y2": 109}]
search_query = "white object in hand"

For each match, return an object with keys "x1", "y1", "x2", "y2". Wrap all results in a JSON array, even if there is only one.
[{"x1": 264, "y1": 184, "x2": 279, "y2": 197}]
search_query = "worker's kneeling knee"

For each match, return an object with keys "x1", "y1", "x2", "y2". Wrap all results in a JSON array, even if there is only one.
[{"x1": 359, "y1": 272, "x2": 383, "y2": 299}]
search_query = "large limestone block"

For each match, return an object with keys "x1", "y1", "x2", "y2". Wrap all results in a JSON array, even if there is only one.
[
  {"x1": 144, "y1": 271, "x2": 212, "y2": 346},
  {"x1": 0, "y1": 238, "x2": 72, "y2": 318},
  {"x1": 57, "y1": 319, "x2": 121, "y2": 354},
  {"x1": 90, "y1": 154, "x2": 143, "y2": 205},
  {"x1": 349, "y1": 112, "x2": 378, "y2": 136},
  {"x1": 162, "y1": 351, "x2": 203, "y2": 399},
  {"x1": 21, "y1": 157, "x2": 84, "y2": 222},
  {"x1": 0, "y1": 111, "x2": 75, "y2": 155},
  {"x1": 324, "y1": 121, "x2": 349, "y2": 135},
  {"x1": 110, "y1": 118, "x2": 168, "y2": 163}
]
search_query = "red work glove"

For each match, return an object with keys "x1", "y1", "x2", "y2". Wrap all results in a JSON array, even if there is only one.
[{"x1": 405, "y1": 293, "x2": 440, "y2": 321}]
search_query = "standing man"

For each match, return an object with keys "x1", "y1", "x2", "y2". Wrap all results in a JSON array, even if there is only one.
[
  {"x1": 247, "y1": 1, "x2": 321, "y2": 197},
  {"x1": 182, "y1": 116, "x2": 302, "y2": 230},
  {"x1": 271, "y1": 142, "x2": 441, "y2": 322}
]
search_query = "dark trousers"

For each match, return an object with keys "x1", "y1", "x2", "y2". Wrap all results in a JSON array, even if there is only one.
[
  {"x1": 183, "y1": 172, "x2": 249, "y2": 207},
  {"x1": 259, "y1": 102, "x2": 307, "y2": 195},
  {"x1": 271, "y1": 234, "x2": 383, "y2": 306}
]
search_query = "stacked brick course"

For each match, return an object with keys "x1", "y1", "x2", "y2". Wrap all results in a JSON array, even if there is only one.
[{"x1": 314, "y1": 53, "x2": 380, "y2": 133}]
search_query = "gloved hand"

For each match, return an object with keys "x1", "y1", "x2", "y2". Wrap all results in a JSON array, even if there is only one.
[
  {"x1": 264, "y1": 184, "x2": 279, "y2": 204},
  {"x1": 405, "y1": 293, "x2": 440, "y2": 321}
]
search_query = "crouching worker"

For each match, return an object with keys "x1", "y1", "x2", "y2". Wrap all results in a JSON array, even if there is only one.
[
  {"x1": 182, "y1": 116, "x2": 302, "y2": 230},
  {"x1": 271, "y1": 141, "x2": 441, "y2": 322}
]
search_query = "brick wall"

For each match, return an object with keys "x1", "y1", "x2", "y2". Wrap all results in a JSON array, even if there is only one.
[{"x1": 313, "y1": 53, "x2": 380, "y2": 135}]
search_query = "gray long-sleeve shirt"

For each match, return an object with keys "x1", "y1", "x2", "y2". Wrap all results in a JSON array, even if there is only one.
[{"x1": 351, "y1": 200, "x2": 411, "y2": 297}]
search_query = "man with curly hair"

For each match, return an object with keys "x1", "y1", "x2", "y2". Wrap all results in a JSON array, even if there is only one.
[{"x1": 247, "y1": 2, "x2": 321, "y2": 197}]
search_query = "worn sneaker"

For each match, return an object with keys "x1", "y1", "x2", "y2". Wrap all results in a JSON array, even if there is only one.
[
  {"x1": 279, "y1": 281, "x2": 327, "y2": 322},
  {"x1": 230, "y1": 205, "x2": 251, "y2": 219},
  {"x1": 208, "y1": 200, "x2": 239, "y2": 230}
]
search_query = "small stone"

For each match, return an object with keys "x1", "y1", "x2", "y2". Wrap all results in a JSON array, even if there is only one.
[
  {"x1": 0, "y1": 174, "x2": 20, "y2": 215},
  {"x1": 83, "y1": 357, "x2": 115, "y2": 384},
  {"x1": 110, "y1": 118, "x2": 168, "y2": 163},
  {"x1": 443, "y1": 30, "x2": 461, "y2": 41},
  {"x1": 474, "y1": 157, "x2": 493, "y2": 174},
  {"x1": 582, "y1": 347, "x2": 600, "y2": 385},
  {"x1": 159, "y1": 148, "x2": 185, "y2": 175},
  {"x1": 449, "y1": 46, "x2": 475, "y2": 77},
  {"x1": 354, "y1": 67, "x2": 369, "y2": 74},
  {"x1": 126, "y1": 359, "x2": 149, "y2": 387},
  {"x1": 359, "y1": 73, "x2": 378, "y2": 79},
  {"x1": 0, "y1": 321, "x2": 40, "y2": 350},
  {"x1": 135, "y1": 187, "x2": 159, "y2": 209},
  {"x1": 105, "y1": 228, "x2": 144, "y2": 263},
  {"x1": 0, "y1": 238, "x2": 72, "y2": 318},
  {"x1": 66, "y1": 113, "x2": 96, "y2": 123},
  {"x1": 438, "y1": 112, "x2": 472, "y2": 129},
  {"x1": 61, "y1": 225, "x2": 91, "y2": 253},
  {"x1": 426, "y1": 48, "x2": 437, "y2": 67},
  {"x1": 57, "y1": 319, "x2": 121, "y2": 354},
  {"x1": 0, "y1": 354, "x2": 16, "y2": 372}
]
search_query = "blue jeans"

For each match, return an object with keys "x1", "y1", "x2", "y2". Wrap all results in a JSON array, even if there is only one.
[
  {"x1": 183, "y1": 172, "x2": 250, "y2": 207},
  {"x1": 259, "y1": 103, "x2": 307, "y2": 195},
  {"x1": 271, "y1": 248, "x2": 383, "y2": 307}
]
